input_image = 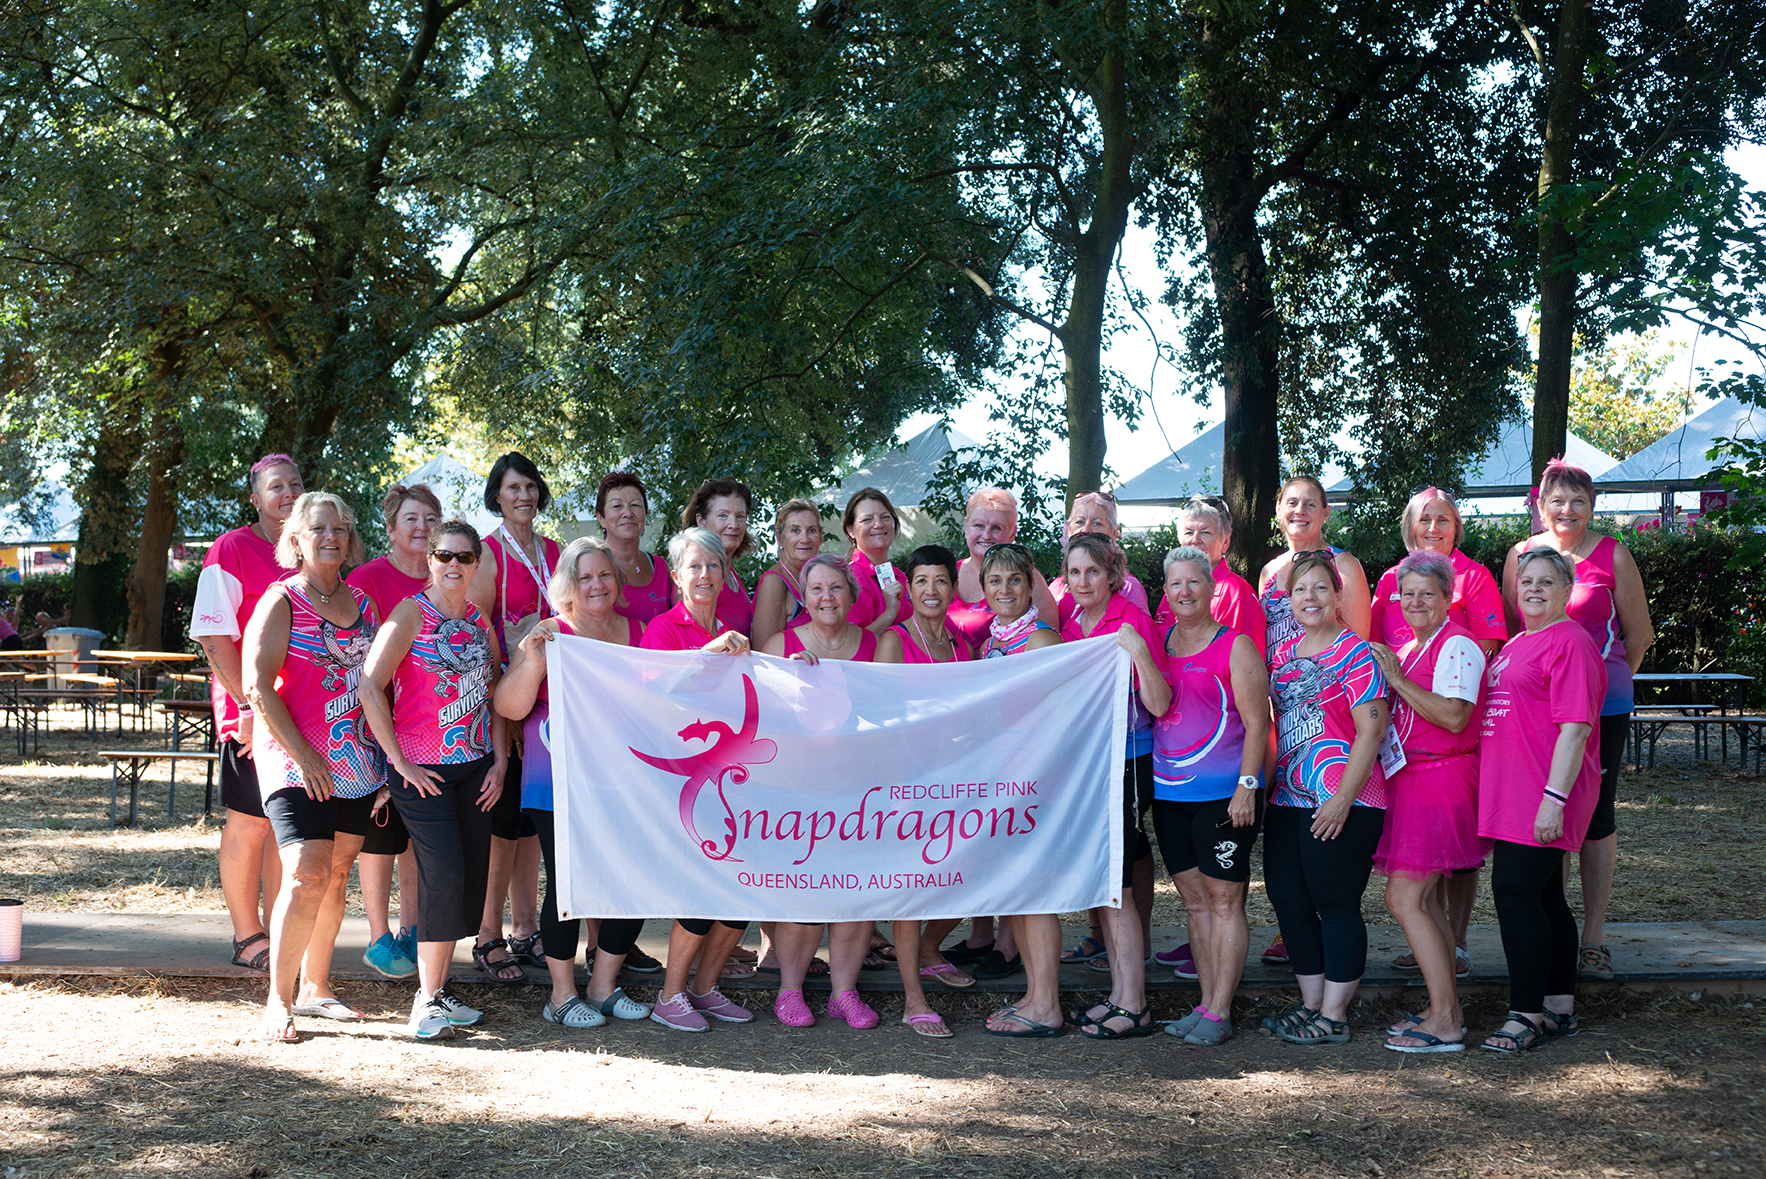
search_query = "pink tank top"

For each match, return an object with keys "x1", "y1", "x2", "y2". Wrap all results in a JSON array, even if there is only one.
[
  {"x1": 783, "y1": 624, "x2": 878, "y2": 662},
  {"x1": 756, "y1": 566, "x2": 807, "y2": 628},
  {"x1": 720, "y1": 573, "x2": 754, "y2": 637},
  {"x1": 392, "y1": 594, "x2": 496, "y2": 764},
  {"x1": 1548, "y1": 535, "x2": 1632, "y2": 715},
  {"x1": 888, "y1": 619, "x2": 973, "y2": 664},
  {"x1": 617, "y1": 552, "x2": 673, "y2": 625},
  {"x1": 947, "y1": 594, "x2": 994, "y2": 654},
  {"x1": 256, "y1": 584, "x2": 384, "y2": 800},
  {"x1": 1391, "y1": 619, "x2": 1483, "y2": 762},
  {"x1": 1155, "y1": 625, "x2": 1248, "y2": 801},
  {"x1": 484, "y1": 530, "x2": 562, "y2": 658}
]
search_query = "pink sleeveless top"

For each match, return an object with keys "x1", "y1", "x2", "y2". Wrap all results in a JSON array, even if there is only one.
[
  {"x1": 617, "y1": 552, "x2": 673, "y2": 625},
  {"x1": 484, "y1": 530, "x2": 562, "y2": 659},
  {"x1": 888, "y1": 619, "x2": 972, "y2": 664},
  {"x1": 947, "y1": 594, "x2": 994, "y2": 655},
  {"x1": 1548, "y1": 534, "x2": 1632, "y2": 715},
  {"x1": 719, "y1": 573, "x2": 754, "y2": 637},
  {"x1": 1154, "y1": 625, "x2": 1249, "y2": 802},
  {"x1": 783, "y1": 624, "x2": 878, "y2": 662},
  {"x1": 1390, "y1": 619, "x2": 1484, "y2": 763},
  {"x1": 756, "y1": 566, "x2": 807, "y2": 629},
  {"x1": 392, "y1": 594, "x2": 496, "y2": 764},
  {"x1": 256, "y1": 584, "x2": 385, "y2": 800}
]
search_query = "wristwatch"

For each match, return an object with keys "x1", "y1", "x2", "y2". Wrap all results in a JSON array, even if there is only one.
[{"x1": 1237, "y1": 775, "x2": 1259, "y2": 791}]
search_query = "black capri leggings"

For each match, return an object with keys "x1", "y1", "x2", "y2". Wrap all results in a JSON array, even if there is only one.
[
  {"x1": 1491, "y1": 839, "x2": 1578, "y2": 1013},
  {"x1": 527, "y1": 807, "x2": 643, "y2": 962},
  {"x1": 390, "y1": 756, "x2": 496, "y2": 944},
  {"x1": 1585, "y1": 714, "x2": 1627, "y2": 842},
  {"x1": 1262, "y1": 802, "x2": 1385, "y2": 983}
]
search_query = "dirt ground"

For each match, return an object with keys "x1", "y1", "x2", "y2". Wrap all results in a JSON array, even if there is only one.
[{"x1": 2, "y1": 714, "x2": 1764, "y2": 1178}]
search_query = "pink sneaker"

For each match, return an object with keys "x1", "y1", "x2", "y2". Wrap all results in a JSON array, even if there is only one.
[
  {"x1": 687, "y1": 985, "x2": 754, "y2": 1023},
  {"x1": 826, "y1": 990, "x2": 880, "y2": 1029},
  {"x1": 1155, "y1": 942, "x2": 1198, "y2": 979},
  {"x1": 649, "y1": 992, "x2": 710, "y2": 1033},
  {"x1": 774, "y1": 988, "x2": 815, "y2": 1027}
]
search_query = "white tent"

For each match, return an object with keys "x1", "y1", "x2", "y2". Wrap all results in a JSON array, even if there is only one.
[
  {"x1": 1597, "y1": 396, "x2": 1762, "y2": 484},
  {"x1": 398, "y1": 453, "x2": 501, "y2": 540},
  {"x1": 809, "y1": 424, "x2": 986, "y2": 550},
  {"x1": 0, "y1": 482, "x2": 80, "y2": 547}
]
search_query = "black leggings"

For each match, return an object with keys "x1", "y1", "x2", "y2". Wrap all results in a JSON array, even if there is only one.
[
  {"x1": 390, "y1": 757, "x2": 494, "y2": 944},
  {"x1": 527, "y1": 807, "x2": 643, "y2": 963},
  {"x1": 1586, "y1": 714, "x2": 1627, "y2": 842},
  {"x1": 1262, "y1": 803, "x2": 1385, "y2": 983},
  {"x1": 1491, "y1": 839, "x2": 1578, "y2": 1012}
]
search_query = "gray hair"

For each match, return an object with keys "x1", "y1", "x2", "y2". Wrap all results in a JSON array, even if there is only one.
[
  {"x1": 1395, "y1": 549, "x2": 1455, "y2": 597},
  {"x1": 800, "y1": 554, "x2": 861, "y2": 601},
  {"x1": 1515, "y1": 546, "x2": 1575, "y2": 584},
  {"x1": 1176, "y1": 498, "x2": 1229, "y2": 538},
  {"x1": 548, "y1": 535, "x2": 623, "y2": 617},
  {"x1": 667, "y1": 526, "x2": 727, "y2": 573},
  {"x1": 1162, "y1": 544, "x2": 1216, "y2": 586}
]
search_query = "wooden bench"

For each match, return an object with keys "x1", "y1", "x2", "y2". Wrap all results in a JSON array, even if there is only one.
[
  {"x1": 100, "y1": 750, "x2": 222, "y2": 828},
  {"x1": 2, "y1": 685, "x2": 117, "y2": 755},
  {"x1": 1629, "y1": 714, "x2": 1766, "y2": 771}
]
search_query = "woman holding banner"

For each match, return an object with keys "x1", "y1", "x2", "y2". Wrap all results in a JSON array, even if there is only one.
[
  {"x1": 1262, "y1": 551, "x2": 1388, "y2": 1046},
  {"x1": 973, "y1": 541, "x2": 1071, "y2": 1038},
  {"x1": 759, "y1": 555, "x2": 885, "y2": 1029},
  {"x1": 1058, "y1": 533, "x2": 1170, "y2": 1040},
  {"x1": 752, "y1": 498, "x2": 825, "y2": 650},
  {"x1": 595, "y1": 472, "x2": 673, "y2": 626},
  {"x1": 638, "y1": 527, "x2": 757, "y2": 1033},
  {"x1": 1153, "y1": 546, "x2": 1267, "y2": 1047},
  {"x1": 360, "y1": 520, "x2": 508, "y2": 1041},
  {"x1": 495, "y1": 536, "x2": 652, "y2": 1030},
  {"x1": 681, "y1": 479, "x2": 758, "y2": 638}
]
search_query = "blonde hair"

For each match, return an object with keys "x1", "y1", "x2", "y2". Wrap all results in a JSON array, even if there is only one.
[
  {"x1": 548, "y1": 536, "x2": 624, "y2": 618},
  {"x1": 1400, "y1": 487, "x2": 1464, "y2": 551},
  {"x1": 965, "y1": 486, "x2": 1020, "y2": 519},
  {"x1": 276, "y1": 492, "x2": 366, "y2": 570}
]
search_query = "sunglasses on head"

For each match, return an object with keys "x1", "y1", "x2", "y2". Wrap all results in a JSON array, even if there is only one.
[
  {"x1": 430, "y1": 548, "x2": 478, "y2": 565},
  {"x1": 984, "y1": 542, "x2": 1031, "y2": 558}
]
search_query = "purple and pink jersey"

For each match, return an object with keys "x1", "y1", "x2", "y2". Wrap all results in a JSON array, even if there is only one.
[
  {"x1": 1155, "y1": 626, "x2": 1252, "y2": 802},
  {"x1": 1060, "y1": 595, "x2": 1167, "y2": 757},
  {"x1": 1370, "y1": 548, "x2": 1505, "y2": 650},
  {"x1": 254, "y1": 583, "x2": 385, "y2": 800},
  {"x1": 1269, "y1": 628, "x2": 1388, "y2": 809},
  {"x1": 1523, "y1": 535, "x2": 1632, "y2": 715},
  {"x1": 616, "y1": 553, "x2": 674, "y2": 625},
  {"x1": 392, "y1": 594, "x2": 497, "y2": 765},
  {"x1": 189, "y1": 525, "x2": 288, "y2": 744},
  {"x1": 888, "y1": 619, "x2": 973, "y2": 663},
  {"x1": 346, "y1": 556, "x2": 427, "y2": 624},
  {"x1": 521, "y1": 617, "x2": 642, "y2": 811},
  {"x1": 1155, "y1": 561, "x2": 1267, "y2": 657},
  {"x1": 1478, "y1": 620, "x2": 1606, "y2": 850},
  {"x1": 484, "y1": 530, "x2": 562, "y2": 661}
]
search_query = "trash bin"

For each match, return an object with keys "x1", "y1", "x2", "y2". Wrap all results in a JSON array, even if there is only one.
[{"x1": 45, "y1": 627, "x2": 106, "y2": 691}]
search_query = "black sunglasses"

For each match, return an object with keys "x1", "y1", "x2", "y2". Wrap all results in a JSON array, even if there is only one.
[{"x1": 430, "y1": 548, "x2": 478, "y2": 565}]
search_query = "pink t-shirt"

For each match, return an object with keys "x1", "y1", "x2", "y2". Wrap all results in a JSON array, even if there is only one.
[
  {"x1": 1060, "y1": 594, "x2": 1168, "y2": 756},
  {"x1": 847, "y1": 549, "x2": 911, "y2": 629},
  {"x1": 617, "y1": 552, "x2": 674, "y2": 625},
  {"x1": 254, "y1": 583, "x2": 384, "y2": 800},
  {"x1": 888, "y1": 618, "x2": 973, "y2": 664},
  {"x1": 346, "y1": 556, "x2": 427, "y2": 624},
  {"x1": 391, "y1": 594, "x2": 496, "y2": 765},
  {"x1": 1155, "y1": 560, "x2": 1267, "y2": 657},
  {"x1": 1269, "y1": 629, "x2": 1388, "y2": 809},
  {"x1": 483, "y1": 529, "x2": 562, "y2": 659},
  {"x1": 190, "y1": 524, "x2": 288, "y2": 744},
  {"x1": 1522, "y1": 535, "x2": 1632, "y2": 715},
  {"x1": 642, "y1": 602, "x2": 732, "y2": 652},
  {"x1": 1390, "y1": 619, "x2": 1485, "y2": 763},
  {"x1": 1477, "y1": 620, "x2": 1606, "y2": 850},
  {"x1": 1370, "y1": 549, "x2": 1505, "y2": 649}
]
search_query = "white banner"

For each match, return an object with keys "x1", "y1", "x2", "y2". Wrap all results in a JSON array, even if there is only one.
[{"x1": 549, "y1": 635, "x2": 1127, "y2": 923}]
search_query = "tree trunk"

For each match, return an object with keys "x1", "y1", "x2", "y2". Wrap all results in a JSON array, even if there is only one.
[
  {"x1": 1199, "y1": 29, "x2": 1282, "y2": 580},
  {"x1": 1059, "y1": 0, "x2": 1135, "y2": 509},
  {"x1": 70, "y1": 407, "x2": 141, "y2": 633},
  {"x1": 125, "y1": 340, "x2": 186, "y2": 649},
  {"x1": 1530, "y1": 0, "x2": 1594, "y2": 485}
]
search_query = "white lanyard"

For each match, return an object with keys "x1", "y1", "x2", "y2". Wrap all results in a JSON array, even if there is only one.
[{"x1": 499, "y1": 525, "x2": 553, "y2": 623}]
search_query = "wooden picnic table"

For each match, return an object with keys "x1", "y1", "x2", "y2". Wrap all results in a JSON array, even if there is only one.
[
  {"x1": 1629, "y1": 673, "x2": 1759, "y2": 769},
  {"x1": 155, "y1": 700, "x2": 219, "y2": 813},
  {"x1": 89, "y1": 650, "x2": 201, "y2": 728}
]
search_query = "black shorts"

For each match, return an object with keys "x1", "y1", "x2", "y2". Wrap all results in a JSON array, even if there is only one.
[
  {"x1": 1122, "y1": 754, "x2": 1154, "y2": 886},
  {"x1": 489, "y1": 750, "x2": 535, "y2": 840},
  {"x1": 361, "y1": 795, "x2": 410, "y2": 856},
  {"x1": 263, "y1": 788, "x2": 377, "y2": 848},
  {"x1": 678, "y1": 919, "x2": 749, "y2": 937},
  {"x1": 220, "y1": 739, "x2": 265, "y2": 818},
  {"x1": 1586, "y1": 713, "x2": 1627, "y2": 843},
  {"x1": 1153, "y1": 794, "x2": 1264, "y2": 883}
]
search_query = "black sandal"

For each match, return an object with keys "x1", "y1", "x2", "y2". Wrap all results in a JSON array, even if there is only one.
[
  {"x1": 472, "y1": 937, "x2": 527, "y2": 984},
  {"x1": 1542, "y1": 1009, "x2": 1580, "y2": 1038},
  {"x1": 1078, "y1": 1002, "x2": 1157, "y2": 1039},
  {"x1": 1482, "y1": 1012, "x2": 1545, "y2": 1054},
  {"x1": 230, "y1": 932, "x2": 270, "y2": 972},
  {"x1": 507, "y1": 931, "x2": 547, "y2": 969}
]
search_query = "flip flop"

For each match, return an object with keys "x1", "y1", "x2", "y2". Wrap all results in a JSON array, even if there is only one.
[
  {"x1": 919, "y1": 962, "x2": 975, "y2": 989},
  {"x1": 291, "y1": 997, "x2": 366, "y2": 1021},
  {"x1": 982, "y1": 1011, "x2": 1067, "y2": 1039},
  {"x1": 261, "y1": 1015, "x2": 298, "y2": 1042},
  {"x1": 1385, "y1": 1029, "x2": 1465, "y2": 1054},
  {"x1": 903, "y1": 1012, "x2": 953, "y2": 1038}
]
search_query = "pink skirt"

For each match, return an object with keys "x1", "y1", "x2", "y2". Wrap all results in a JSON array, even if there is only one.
[{"x1": 1374, "y1": 752, "x2": 1488, "y2": 879}]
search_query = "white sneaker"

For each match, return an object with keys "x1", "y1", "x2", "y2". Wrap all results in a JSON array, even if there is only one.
[
  {"x1": 431, "y1": 986, "x2": 484, "y2": 1026},
  {"x1": 406, "y1": 993, "x2": 455, "y2": 1040}
]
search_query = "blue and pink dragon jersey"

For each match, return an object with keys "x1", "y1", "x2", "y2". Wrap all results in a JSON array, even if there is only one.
[
  {"x1": 392, "y1": 593, "x2": 496, "y2": 765},
  {"x1": 1259, "y1": 546, "x2": 1344, "y2": 661},
  {"x1": 1154, "y1": 625, "x2": 1253, "y2": 802},
  {"x1": 254, "y1": 582, "x2": 385, "y2": 800},
  {"x1": 1268, "y1": 628, "x2": 1388, "y2": 810}
]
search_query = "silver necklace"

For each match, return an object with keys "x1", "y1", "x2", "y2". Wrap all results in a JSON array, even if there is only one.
[{"x1": 911, "y1": 615, "x2": 951, "y2": 662}]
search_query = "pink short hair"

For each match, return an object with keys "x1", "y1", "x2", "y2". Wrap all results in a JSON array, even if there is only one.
[
  {"x1": 249, "y1": 453, "x2": 300, "y2": 493},
  {"x1": 965, "y1": 486, "x2": 1019, "y2": 519},
  {"x1": 1537, "y1": 458, "x2": 1596, "y2": 506}
]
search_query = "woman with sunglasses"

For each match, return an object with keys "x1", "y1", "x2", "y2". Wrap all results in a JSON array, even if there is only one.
[
  {"x1": 361, "y1": 521, "x2": 508, "y2": 1040},
  {"x1": 1262, "y1": 550, "x2": 1388, "y2": 1046},
  {"x1": 494, "y1": 536, "x2": 652, "y2": 1029},
  {"x1": 1059, "y1": 532, "x2": 1171, "y2": 1039}
]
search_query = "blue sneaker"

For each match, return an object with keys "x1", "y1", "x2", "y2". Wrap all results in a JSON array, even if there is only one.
[
  {"x1": 364, "y1": 932, "x2": 417, "y2": 978},
  {"x1": 396, "y1": 926, "x2": 418, "y2": 966}
]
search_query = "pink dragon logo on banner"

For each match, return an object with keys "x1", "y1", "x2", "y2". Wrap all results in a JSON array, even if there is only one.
[{"x1": 630, "y1": 674, "x2": 777, "y2": 862}]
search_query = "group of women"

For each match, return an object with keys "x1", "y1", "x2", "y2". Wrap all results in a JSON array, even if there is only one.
[{"x1": 226, "y1": 449, "x2": 1650, "y2": 1055}]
